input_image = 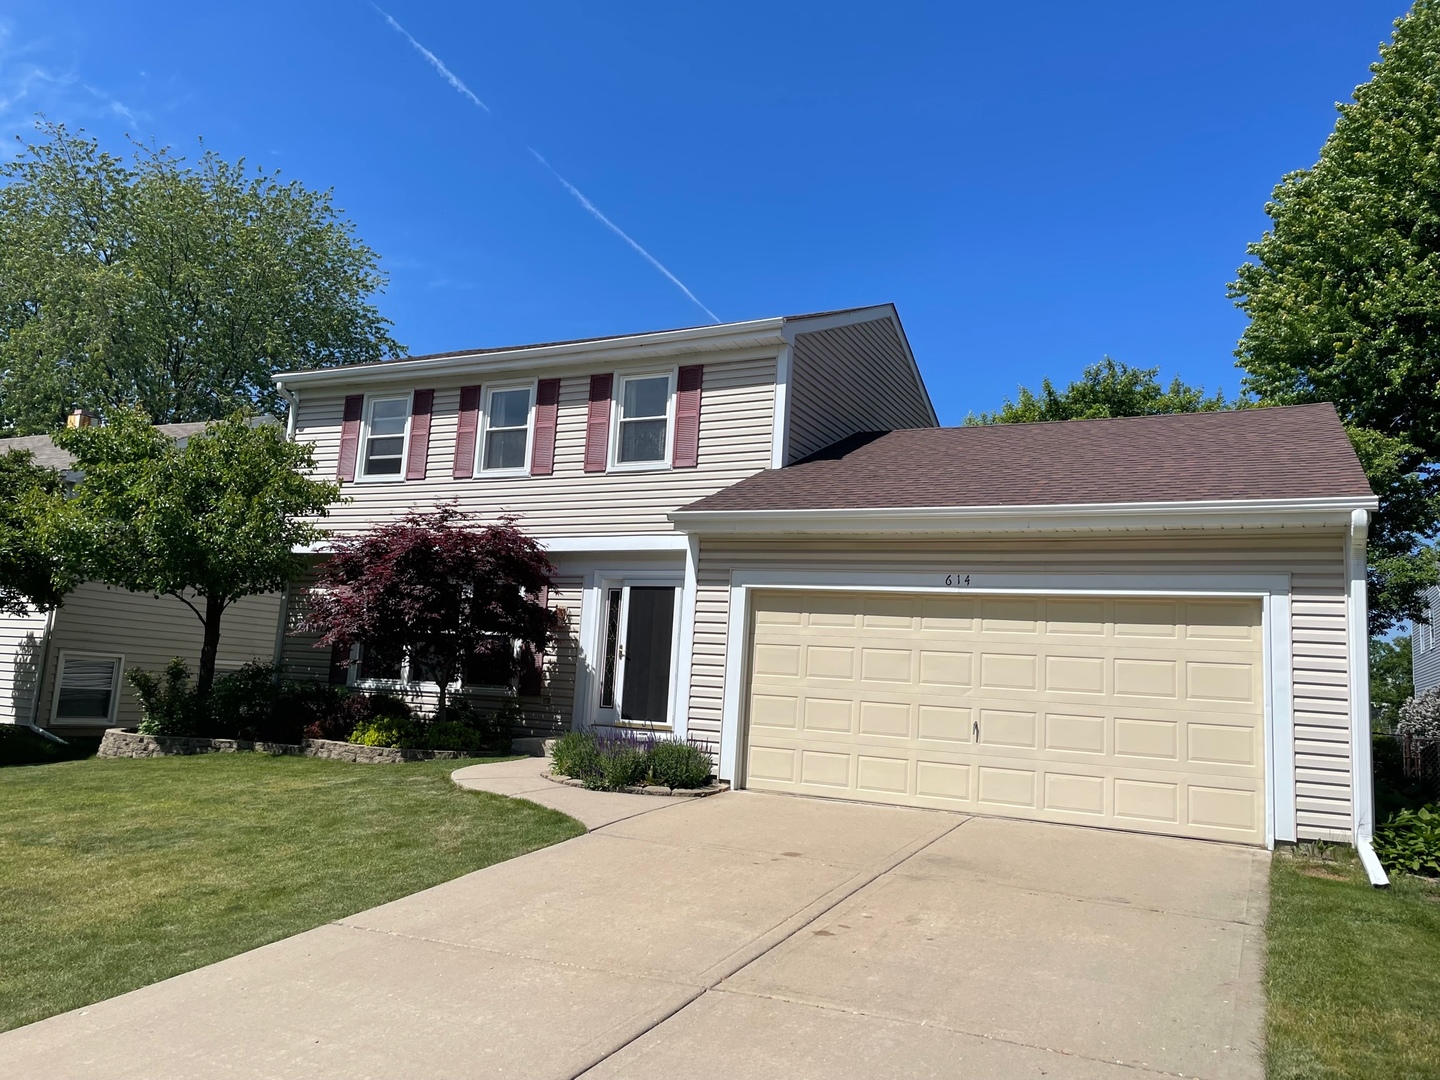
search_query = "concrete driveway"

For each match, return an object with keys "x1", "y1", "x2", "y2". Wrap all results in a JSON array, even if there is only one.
[{"x1": 0, "y1": 762, "x2": 1269, "y2": 1080}]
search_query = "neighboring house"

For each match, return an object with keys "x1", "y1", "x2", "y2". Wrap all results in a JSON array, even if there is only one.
[
  {"x1": 272, "y1": 304, "x2": 1378, "y2": 855},
  {"x1": 0, "y1": 420, "x2": 282, "y2": 736},
  {"x1": 1411, "y1": 586, "x2": 1440, "y2": 693},
  {"x1": 0, "y1": 304, "x2": 1382, "y2": 861}
]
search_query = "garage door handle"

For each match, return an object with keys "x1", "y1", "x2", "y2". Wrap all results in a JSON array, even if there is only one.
[{"x1": 973, "y1": 719, "x2": 979, "y2": 741}]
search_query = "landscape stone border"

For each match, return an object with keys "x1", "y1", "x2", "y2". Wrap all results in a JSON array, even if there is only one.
[
  {"x1": 543, "y1": 768, "x2": 727, "y2": 798},
  {"x1": 97, "y1": 727, "x2": 484, "y2": 764}
]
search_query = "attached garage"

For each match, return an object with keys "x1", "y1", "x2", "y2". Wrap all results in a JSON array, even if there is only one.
[
  {"x1": 744, "y1": 590, "x2": 1266, "y2": 843},
  {"x1": 670, "y1": 404, "x2": 1387, "y2": 879}
]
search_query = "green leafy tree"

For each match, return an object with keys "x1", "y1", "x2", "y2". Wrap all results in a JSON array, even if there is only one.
[
  {"x1": 1371, "y1": 634, "x2": 1414, "y2": 733},
  {"x1": 1230, "y1": 2, "x2": 1440, "y2": 631},
  {"x1": 966, "y1": 359, "x2": 1234, "y2": 425},
  {"x1": 0, "y1": 449, "x2": 71, "y2": 614},
  {"x1": 51, "y1": 410, "x2": 340, "y2": 705},
  {"x1": 0, "y1": 120, "x2": 403, "y2": 435}
]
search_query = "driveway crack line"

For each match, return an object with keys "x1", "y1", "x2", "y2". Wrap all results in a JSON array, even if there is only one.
[
  {"x1": 709, "y1": 985, "x2": 1232, "y2": 1080},
  {"x1": 565, "y1": 815, "x2": 971, "y2": 1080}
]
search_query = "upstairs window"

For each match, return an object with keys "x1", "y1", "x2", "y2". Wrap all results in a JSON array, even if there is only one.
[
  {"x1": 482, "y1": 384, "x2": 534, "y2": 473},
  {"x1": 362, "y1": 396, "x2": 410, "y2": 478},
  {"x1": 614, "y1": 373, "x2": 671, "y2": 466}
]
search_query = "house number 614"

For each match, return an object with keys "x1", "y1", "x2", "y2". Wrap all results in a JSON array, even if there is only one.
[{"x1": 944, "y1": 574, "x2": 971, "y2": 587}]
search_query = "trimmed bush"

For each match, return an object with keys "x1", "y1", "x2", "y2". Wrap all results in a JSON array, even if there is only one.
[
  {"x1": 209, "y1": 662, "x2": 283, "y2": 740},
  {"x1": 648, "y1": 739, "x2": 713, "y2": 789},
  {"x1": 1373, "y1": 805, "x2": 1440, "y2": 877},
  {"x1": 349, "y1": 713, "x2": 421, "y2": 748},
  {"x1": 550, "y1": 730, "x2": 715, "y2": 791},
  {"x1": 551, "y1": 729, "x2": 601, "y2": 780},
  {"x1": 129, "y1": 659, "x2": 202, "y2": 736}
]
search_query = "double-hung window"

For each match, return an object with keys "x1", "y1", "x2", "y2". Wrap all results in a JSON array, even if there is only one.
[
  {"x1": 481, "y1": 384, "x2": 534, "y2": 473},
  {"x1": 362, "y1": 396, "x2": 410, "y2": 478},
  {"x1": 613, "y1": 373, "x2": 672, "y2": 466},
  {"x1": 53, "y1": 652, "x2": 122, "y2": 724}
]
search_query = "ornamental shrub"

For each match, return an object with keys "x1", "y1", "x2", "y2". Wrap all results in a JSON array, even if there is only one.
[
  {"x1": 1398, "y1": 687, "x2": 1440, "y2": 739},
  {"x1": 129, "y1": 658, "x2": 202, "y2": 736},
  {"x1": 1373, "y1": 805, "x2": 1440, "y2": 876},
  {"x1": 349, "y1": 713, "x2": 421, "y2": 748},
  {"x1": 209, "y1": 662, "x2": 283, "y2": 740},
  {"x1": 648, "y1": 739, "x2": 714, "y2": 789},
  {"x1": 550, "y1": 730, "x2": 715, "y2": 790},
  {"x1": 551, "y1": 729, "x2": 601, "y2": 781},
  {"x1": 593, "y1": 730, "x2": 651, "y2": 790}
]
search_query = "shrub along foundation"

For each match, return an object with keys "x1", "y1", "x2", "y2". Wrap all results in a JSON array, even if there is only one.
[{"x1": 97, "y1": 728, "x2": 483, "y2": 764}]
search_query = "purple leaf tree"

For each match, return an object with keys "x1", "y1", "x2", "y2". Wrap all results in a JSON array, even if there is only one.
[{"x1": 304, "y1": 505, "x2": 559, "y2": 723}]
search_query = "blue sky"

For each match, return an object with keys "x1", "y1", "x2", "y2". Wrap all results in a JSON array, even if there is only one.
[{"x1": 0, "y1": 2, "x2": 1408, "y2": 424}]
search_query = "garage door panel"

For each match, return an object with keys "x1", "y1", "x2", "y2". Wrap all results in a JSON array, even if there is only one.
[{"x1": 745, "y1": 590, "x2": 1266, "y2": 844}]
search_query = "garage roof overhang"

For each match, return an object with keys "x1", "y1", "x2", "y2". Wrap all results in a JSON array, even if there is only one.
[{"x1": 668, "y1": 495, "x2": 1380, "y2": 537}]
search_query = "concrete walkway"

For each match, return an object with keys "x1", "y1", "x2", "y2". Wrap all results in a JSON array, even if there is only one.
[{"x1": 0, "y1": 761, "x2": 1269, "y2": 1080}]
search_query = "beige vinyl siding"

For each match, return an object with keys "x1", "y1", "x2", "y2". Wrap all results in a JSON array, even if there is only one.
[
  {"x1": 1291, "y1": 570, "x2": 1352, "y2": 841},
  {"x1": 277, "y1": 576, "x2": 583, "y2": 737},
  {"x1": 786, "y1": 318, "x2": 935, "y2": 463},
  {"x1": 0, "y1": 608, "x2": 49, "y2": 724},
  {"x1": 295, "y1": 355, "x2": 776, "y2": 538},
  {"x1": 39, "y1": 583, "x2": 282, "y2": 730},
  {"x1": 684, "y1": 531, "x2": 1353, "y2": 841}
]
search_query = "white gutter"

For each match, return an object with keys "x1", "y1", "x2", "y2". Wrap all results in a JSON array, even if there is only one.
[
  {"x1": 272, "y1": 318, "x2": 788, "y2": 389},
  {"x1": 1346, "y1": 508, "x2": 1389, "y2": 887},
  {"x1": 27, "y1": 607, "x2": 57, "y2": 728},
  {"x1": 670, "y1": 495, "x2": 1380, "y2": 536}
]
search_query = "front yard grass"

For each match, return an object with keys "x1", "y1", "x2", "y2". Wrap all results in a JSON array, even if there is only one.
[
  {"x1": 1267, "y1": 847, "x2": 1440, "y2": 1079},
  {"x1": 0, "y1": 753, "x2": 584, "y2": 1032}
]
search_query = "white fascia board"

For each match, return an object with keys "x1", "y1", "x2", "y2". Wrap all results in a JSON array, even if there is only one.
[
  {"x1": 272, "y1": 319, "x2": 787, "y2": 390},
  {"x1": 670, "y1": 496, "x2": 1381, "y2": 536}
]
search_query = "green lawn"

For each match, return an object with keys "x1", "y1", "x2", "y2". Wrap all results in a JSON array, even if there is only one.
[
  {"x1": 1267, "y1": 848, "x2": 1440, "y2": 1079},
  {"x1": 0, "y1": 754, "x2": 584, "y2": 1032}
]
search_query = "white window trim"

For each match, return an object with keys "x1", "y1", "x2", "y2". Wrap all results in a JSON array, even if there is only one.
[
  {"x1": 356, "y1": 391, "x2": 413, "y2": 483},
  {"x1": 608, "y1": 368, "x2": 677, "y2": 473},
  {"x1": 476, "y1": 379, "x2": 538, "y2": 477},
  {"x1": 713, "y1": 569, "x2": 1296, "y2": 850},
  {"x1": 51, "y1": 650, "x2": 124, "y2": 726}
]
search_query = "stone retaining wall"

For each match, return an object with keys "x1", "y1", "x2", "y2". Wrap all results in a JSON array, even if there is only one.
[{"x1": 97, "y1": 728, "x2": 479, "y2": 764}]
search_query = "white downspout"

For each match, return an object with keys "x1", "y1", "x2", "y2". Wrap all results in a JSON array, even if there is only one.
[
  {"x1": 1347, "y1": 508, "x2": 1389, "y2": 886},
  {"x1": 277, "y1": 379, "x2": 300, "y2": 441}
]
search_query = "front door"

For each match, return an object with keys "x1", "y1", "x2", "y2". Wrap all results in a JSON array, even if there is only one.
[{"x1": 597, "y1": 583, "x2": 678, "y2": 728}]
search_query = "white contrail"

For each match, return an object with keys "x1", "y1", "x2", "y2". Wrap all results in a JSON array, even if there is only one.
[
  {"x1": 372, "y1": 6, "x2": 720, "y2": 324},
  {"x1": 374, "y1": 6, "x2": 490, "y2": 113},
  {"x1": 526, "y1": 148, "x2": 720, "y2": 323}
]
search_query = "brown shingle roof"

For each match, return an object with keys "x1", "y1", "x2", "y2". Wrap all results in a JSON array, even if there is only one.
[{"x1": 680, "y1": 403, "x2": 1373, "y2": 514}]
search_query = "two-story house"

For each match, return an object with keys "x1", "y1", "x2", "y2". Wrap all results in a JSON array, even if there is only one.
[{"x1": 0, "y1": 304, "x2": 1386, "y2": 877}]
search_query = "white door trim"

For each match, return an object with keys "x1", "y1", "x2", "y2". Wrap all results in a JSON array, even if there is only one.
[
  {"x1": 717, "y1": 569, "x2": 1295, "y2": 848},
  {"x1": 574, "y1": 568, "x2": 685, "y2": 733}
]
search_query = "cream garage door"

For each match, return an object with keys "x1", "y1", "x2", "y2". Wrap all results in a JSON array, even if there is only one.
[{"x1": 744, "y1": 591, "x2": 1266, "y2": 844}]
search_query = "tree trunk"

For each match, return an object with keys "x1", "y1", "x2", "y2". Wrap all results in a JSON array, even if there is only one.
[
  {"x1": 195, "y1": 594, "x2": 226, "y2": 708},
  {"x1": 435, "y1": 677, "x2": 448, "y2": 726}
]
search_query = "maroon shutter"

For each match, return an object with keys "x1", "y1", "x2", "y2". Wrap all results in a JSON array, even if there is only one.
[
  {"x1": 672, "y1": 365, "x2": 703, "y2": 468},
  {"x1": 584, "y1": 373, "x2": 613, "y2": 473},
  {"x1": 405, "y1": 390, "x2": 434, "y2": 480},
  {"x1": 530, "y1": 378, "x2": 561, "y2": 476},
  {"x1": 336, "y1": 395, "x2": 364, "y2": 481},
  {"x1": 453, "y1": 385, "x2": 481, "y2": 479}
]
